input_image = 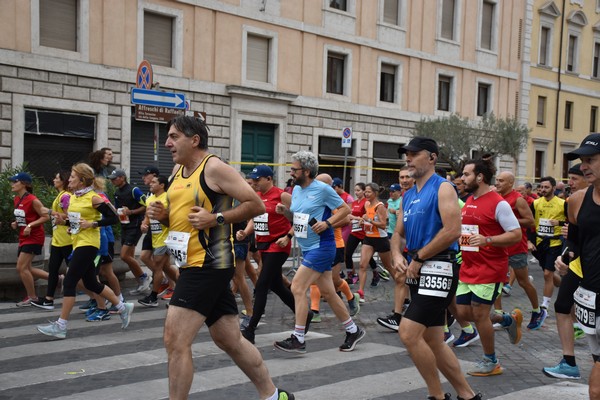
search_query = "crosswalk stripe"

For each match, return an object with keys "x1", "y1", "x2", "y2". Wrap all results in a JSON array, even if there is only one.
[
  {"x1": 488, "y1": 381, "x2": 588, "y2": 399},
  {"x1": 0, "y1": 331, "x2": 333, "y2": 391},
  {"x1": 47, "y1": 342, "x2": 405, "y2": 400}
]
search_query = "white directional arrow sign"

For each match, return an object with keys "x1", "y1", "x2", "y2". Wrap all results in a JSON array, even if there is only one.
[{"x1": 131, "y1": 88, "x2": 186, "y2": 109}]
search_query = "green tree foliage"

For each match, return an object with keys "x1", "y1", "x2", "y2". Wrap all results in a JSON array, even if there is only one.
[{"x1": 411, "y1": 113, "x2": 530, "y2": 173}]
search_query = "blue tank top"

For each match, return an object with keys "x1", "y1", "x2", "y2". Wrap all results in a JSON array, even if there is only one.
[{"x1": 402, "y1": 174, "x2": 458, "y2": 255}]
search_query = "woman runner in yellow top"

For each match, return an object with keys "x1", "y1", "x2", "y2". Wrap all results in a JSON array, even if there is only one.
[{"x1": 36, "y1": 163, "x2": 134, "y2": 339}]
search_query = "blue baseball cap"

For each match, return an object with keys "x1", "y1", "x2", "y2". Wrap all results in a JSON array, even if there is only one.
[
  {"x1": 8, "y1": 172, "x2": 32, "y2": 184},
  {"x1": 390, "y1": 184, "x2": 401, "y2": 192},
  {"x1": 332, "y1": 177, "x2": 344, "y2": 188},
  {"x1": 247, "y1": 165, "x2": 273, "y2": 179}
]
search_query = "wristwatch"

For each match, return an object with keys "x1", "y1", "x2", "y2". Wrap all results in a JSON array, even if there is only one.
[
  {"x1": 485, "y1": 236, "x2": 493, "y2": 246},
  {"x1": 326, "y1": 220, "x2": 333, "y2": 228},
  {"x1": 216, "y1": 212, "x2": 225, "y2": 226},
  {"x1": 410, "y1": 250, "x2": 425, "y2": 263},
  {"x1": 92, "y1": 222, "x2": 99, "y2": 228},
  {"x1": 286, "y1": 233, "x2": 293, "y2": 239}
]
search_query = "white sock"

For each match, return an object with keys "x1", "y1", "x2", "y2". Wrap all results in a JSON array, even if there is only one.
[
  {"x1": 116, "y1": 301, "x2": 126, "y2": 312},
  {"x1": 542, "y1": 296, "x2": 551, "y2": 308},
  {"x1": 265, "y1": 389, "x2": 279, "y2": 400},
  {"x1": 118, "y1": 293, "x2": 124, "y2": 302},
  {"x1": 57, "y1": 318, "x2": 68, "y2": 329}
]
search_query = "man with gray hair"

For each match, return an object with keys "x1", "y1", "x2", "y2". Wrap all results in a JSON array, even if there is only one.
[{"x1": 274, "y1": 150, "x2": 365, "y2": 353}]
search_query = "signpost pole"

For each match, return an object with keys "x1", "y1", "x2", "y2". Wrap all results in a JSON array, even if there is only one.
[
  {"x1": 341, "y1": 127, "x2": 352, "y2": 191},
  {"x1": 154, "y1": 123, "x2": 159, "y2": 167},
  {"x1": 343, "y1": 147, "x2": 348, "y2": 191}
]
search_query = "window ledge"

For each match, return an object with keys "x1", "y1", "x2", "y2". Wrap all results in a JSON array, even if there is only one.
[{"x1": 226, "y1": 85, "x2": 298, "y2": 103}]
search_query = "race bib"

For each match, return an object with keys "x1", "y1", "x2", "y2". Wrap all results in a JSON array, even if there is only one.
[
  {"x1": 537, "y1": 218, "x2": 554, "y2": 237},
  {"x1": 164, "y1": 231, "x2": 191, "y2": 268},
  {"x1": 417, "y1": 261, "x2": 454, "y2": 298},
  {"x1": 51, "y1": 215, "x2": 57, "y2": 231},
  {"x1": 363, "y1": 221, "x2": 374, "y2": 234},
  {"x1": 150, "y1": 219, "x2": 162, "y2": 235},
  {"x1": 14, "y1": 209, "x2": 26, "y2": 227},
  {"x1": 351, "y1": 219, "x2": 362, "y2": 233},
  {"x1": 253, "y1": 213, "x2": 270, "y2": 236},
  {"x1": 68, "y1": 212, "x2": 81, "y2": 235},
  {"x1": 293, "y1": 213, "x2": 310, "y2": 239},
  {"x1": 574, "y1": 286, "x2": 597, "y2": 335},
  {"x1": 460, "y1": 224, "x2": 479, "y2": 252}
]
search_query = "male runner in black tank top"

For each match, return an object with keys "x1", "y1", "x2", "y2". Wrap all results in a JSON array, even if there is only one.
[{"x1": 559, "y1": 133, "x2": 600, "y2": 399}]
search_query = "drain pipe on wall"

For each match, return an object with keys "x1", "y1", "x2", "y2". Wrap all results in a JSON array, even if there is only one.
[{"x1": 553, "y1": 0, "x2": 566, "y2": 165}]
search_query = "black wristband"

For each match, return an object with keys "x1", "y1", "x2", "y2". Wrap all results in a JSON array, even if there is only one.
[
  {"x1": 286, "y1": 233, "x2": 293, "y2": 239},
  {"x1": 410, "y1": 250, "x2": 425, "y2": 263},
  {"x1": 326, "y1": 220, "x2": 333, "y2": 228}
]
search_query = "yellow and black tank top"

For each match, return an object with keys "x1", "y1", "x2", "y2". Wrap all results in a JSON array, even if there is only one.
[
  {"x1": 68, "y1": 191, "x2": 101, "y2": 249},
  {"x1": 167, "y1": 154, "x2": 234, "y2": 269},
  {"x1": 51, "y1": 190, "x2": 72, "y2": 247}
]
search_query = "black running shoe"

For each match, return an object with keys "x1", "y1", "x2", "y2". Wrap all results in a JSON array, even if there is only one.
[
  {"x1": 277, "y1": 388, "x2": 295, "y2": 400},
  {"x1": 377, "y1": 313, "x2": 401, "y2": 331},
  {"x1": 31, "y1": 298, "x2": 54, "y2": 310},
  {"x1": 138, "y1": 295, "x2": 158, "y2": 307},
  {"x1": 241, "y1": 326, "x2": 255, "y2": 344},
  {"x1": 274, "y1": 334, "x2": 306, "y2": 354},
  {"x1": 339, "y1": 326, "x2": 365, "y2": 352}
]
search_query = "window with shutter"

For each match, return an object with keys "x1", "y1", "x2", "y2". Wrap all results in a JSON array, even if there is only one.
[
  {"x1": 480, "y1": 1, "x2": 494, "y2": 50},
  {"x1": 441, "y1": 0, "x2": 455, "y2": 40},
  {"x1": 247, "y1": 35, "x2": 270, "y2": 83},
  {"x1": 567, "y1": 35, "x2": 577, "y2": 72},
  {"x1": 383, "y1": 0, "x2": 399, "y2": 26},
  {"x1": 537, "y1": 97, "x2": 546, "y2": 126},
  {"x1": 438, "y1": 76, "x2": 452, "y2": 111},
  {"x1": 539, "y1": 27, "x2": 550, "y2": 65},
  {"x1": 477, "y1": 83, "x2": 490, "y2": 116},
  {"x1": 40, "y1": 0, "x2": 78, "y2": 51},
  {"x1": 327, "y1": 53, "x2": 345, "y2": 95},
  {"x1": 380, "y1": 64, "x2": 396, "y2": 103},
  {"x1": 144, "y1": 12, "x2": 173, "y2": 68}
]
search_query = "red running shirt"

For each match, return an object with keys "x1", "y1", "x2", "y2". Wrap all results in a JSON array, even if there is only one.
[
  {"x1": 255, "y1": 186, "x2": 292, "y2": 254},
  {"x1": 14, "y1": 194, "x2": 45, "y2": 246}
]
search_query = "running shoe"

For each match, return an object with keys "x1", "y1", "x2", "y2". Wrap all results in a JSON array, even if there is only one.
[
  {"x1": 37, "y1": 321, "x2": 67, "y2": 339},
  {"x1": 377, "y1": 313, "x2": 401, "y2": 331},
  {"x1": 138, "y1": 295, "x2": 158, "y2": 308},
  {"x1": 349, "y1": 293, "x2": 360, "y2": 317},
  {"x1": 119, "y1": 302, "x2": 134, "y2": 329},
  {"x1": 129, "y1": 275, "x2": 151, "y2": 295},
  {"x1": 86, "y1": 309, "x2": 111, "y2": 322},
  {"x1": 527, "y1": 308, "x2": 548, "y2": 330},
  {"x1": 453, "y1": 329, "x2": 480, "y2": 348},
  {"x1": 502, "y1": 284, "x2": 512, "y2": 296},
  {"x1": 16, "y1": 296, "x2": 36, "y2": 307},
  {"x1": 85, "y1": 306, "x2": 98, "y2": 317},
  {"x1": 241, "y1": 326, "x2": 255, "y2": 344},
  {"x1": 339, "y1": 326, "x2": 365, "y2": 352},
  {"x1": 240, "y1": 315, "x2": 251, "y2": 330},
  {"x1": 31, "y1": 298, "x2": 54, "y2": 311},
  {"x1": 78, "y1": 298, "x2": 96, "y2": 311},
  {"x1": 467, "y1": 357, "x2": 503, "y2": 376},
  {"x1": 446, "y1": 310, "x2": 456, "y2": 328},
  {"x1": 377, "y1": 265, "x2": 391, "y2": 281},
  {"x1": 505, "y1": 308, "x2": 523, "y2": 345},
  {"x1": 157, "y1": 283, "x2": 170, "y2": 297},
  {"x1": 492, "y1": 322, "x2": 503, "y2": 330},
  {"x1": 160, "y1": 288, "x2": 174, "y2": 300},
  {"x1": 108, "y1": 304, "x2": 120, "y2": 314},
  {"x1": 457, "y1": 394, "x2": 483, "y2": 400},
  {"x1": 542, "y1": 358, "x2": 581, "y2": 380},
  {"x1": 277, "y1": 388, "x2": 295, "y2": 400},
  {"x1": 310, "y1": 311, "x2": 321, "y2": 323},
  {"x1": 574, "y1": 326, "x2": 585, "y2": 340},
  {"x1": 427, "y1": 394, "x2": 451, "y2": 400},
  {"x1": 274, "y1": 334, "x2": 306, "y2": 354},
  {"x1": 370, "y1": 271, "x2": 380, "y2": 287},
  {"x1": 444, "y1": 331, "x2": 455, "y2": 344},
  {"x1": 402, "y1": 298, "x2": 411, "y2": 313},
  {"x1": 357, "y1": 289, "x2": 365, "y2": 303}
]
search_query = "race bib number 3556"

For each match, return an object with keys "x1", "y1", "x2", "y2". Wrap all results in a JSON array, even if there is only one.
[{"x1": 418, "y1": 261, "x2": 454, "y2": 298}]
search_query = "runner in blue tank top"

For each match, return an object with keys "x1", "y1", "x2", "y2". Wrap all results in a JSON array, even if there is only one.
[
  {"x1": 393, "y1": 137, "x2": 480, "y2": 400},
  {"x1": 274, "y1": 150, "x2": 366, "y2": 354}
]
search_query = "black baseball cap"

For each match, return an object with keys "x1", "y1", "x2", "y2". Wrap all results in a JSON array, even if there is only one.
[
  {"x1": 568, "y1": 163, "x2": 583, "y2": 176},
  {"x1": 566, "y1": 133, "x2": 600, "y2": 160},
  {"x1": 398, "y1": 137, "x2": 439, "y2": 157},
  {"x1": 139, "y1": 166, "x2": 160, "y2": 176}
]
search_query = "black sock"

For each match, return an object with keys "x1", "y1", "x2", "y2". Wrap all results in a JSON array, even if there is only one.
[
  {"x1": 150, "y1": 291, "x2": 158, "y2": 301},
  {"x1": 564, "y1": 355, "x2": 577, "y2": 366},
  {"x1": 393, "y1": 312, "x2": 402, "y2": 321}
]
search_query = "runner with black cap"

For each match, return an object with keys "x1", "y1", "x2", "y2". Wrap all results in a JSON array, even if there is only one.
[
  {"x1": 393, "y1": 137, "x2": 480, "y2": 400},
  {"x1": 554, "y1": 134, "x2": 600, "y2": 398}
]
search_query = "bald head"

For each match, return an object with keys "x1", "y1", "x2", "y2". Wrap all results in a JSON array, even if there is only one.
[
  {"x1": 494, "y1": 171, "x2": 515, "y2": 195},
  {"x1": 316, "y1": 173, "x2": 333, "y2": 185}
]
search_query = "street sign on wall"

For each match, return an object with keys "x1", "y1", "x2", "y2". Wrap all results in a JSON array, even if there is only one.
[
  {"x1": 341, "y1": 127, "x2": 352, "y2": 148},
  {"x1": 136, "y1": 60, "x2": 153, "y2": 89},
  {"x1": 135, "y1": 105, "x2": 186, "y2": 124},
  {"x1": 131, "y1": 88, "x2": 186, "y2": 109}
]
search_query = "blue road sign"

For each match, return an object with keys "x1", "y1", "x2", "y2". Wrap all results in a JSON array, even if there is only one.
[{"x1": 131, "y1": 88, "x2": 186, "y2": 109}]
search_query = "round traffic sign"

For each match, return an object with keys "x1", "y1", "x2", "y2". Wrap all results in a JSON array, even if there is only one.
[
  {"x1": 343, "y1": 127, "x2": 352, "y2": 138},
  {"x1": 136, "y1": 60, "x2": 153, "y2": 89}
]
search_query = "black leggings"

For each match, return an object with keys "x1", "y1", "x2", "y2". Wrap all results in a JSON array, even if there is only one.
[
  {"x1": 63, "y1": 246, "x2": 105, "y2": 297},
  {"x1": 554, "y1": 268, "x2": 581, "y2": 314},
  {"x1": 46, "y1": 245, "x2": 72, "y2": 298},
  {"x1": 248, "y1": 251, "x2": 295, "y2": 330},
  {"x1": 344, "y1": 234, "x2": 377, "y2": 271}
]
